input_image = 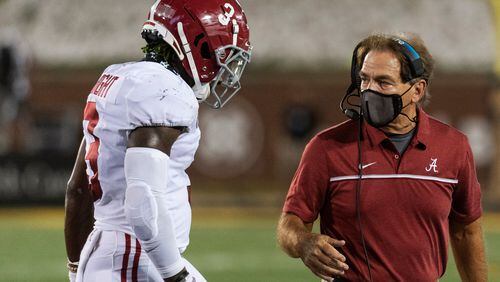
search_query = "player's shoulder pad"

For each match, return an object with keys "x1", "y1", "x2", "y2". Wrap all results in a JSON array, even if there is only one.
[{"x1": 124, "y1": 63, "x2": 198, "y2": 130}]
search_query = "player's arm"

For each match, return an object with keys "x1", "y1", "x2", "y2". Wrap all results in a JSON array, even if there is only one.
[
  {"x1": 64, "y1": 138, "x2": 94, "y2": 278},
  {"x1": 125, "y1": 126, "x2": 188, "y2": 282},
  {"x1": 277, "y1": 212, "x2": 348, "y2": 281},
  {"x1": 449, "y1": 217, "x2": 487, "y2": 282}
]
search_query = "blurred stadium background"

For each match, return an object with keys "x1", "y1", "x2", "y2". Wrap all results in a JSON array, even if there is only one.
[{"x1": 0, "y1": 0, "x2": 499, "y2": 281}]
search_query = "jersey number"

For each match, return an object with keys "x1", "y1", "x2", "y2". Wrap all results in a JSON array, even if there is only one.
[
  {"x1": 83, "y1": 101, "x2": 102, "y2": 200},
  {"x1": 218, "y1": 3, "x2": 235, "y2": 26}
]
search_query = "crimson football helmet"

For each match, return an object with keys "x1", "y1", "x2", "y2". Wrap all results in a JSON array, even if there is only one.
[{"x1": 142, "y1": 0, "x2": 252, "y2": 109}]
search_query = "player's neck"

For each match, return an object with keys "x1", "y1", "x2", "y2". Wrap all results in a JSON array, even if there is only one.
[{"x1": 143, "y1": 52, "x2": 165, "y2": 63}]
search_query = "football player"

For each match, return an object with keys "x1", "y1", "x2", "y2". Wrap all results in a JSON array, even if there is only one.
[{"x1": 64, "y1": 0, "x2": 251, "y2": 281}]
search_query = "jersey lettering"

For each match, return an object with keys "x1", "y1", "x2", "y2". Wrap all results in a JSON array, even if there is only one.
[{"x1": 90, "y1": 74, "x2": 120, "y2": 98}]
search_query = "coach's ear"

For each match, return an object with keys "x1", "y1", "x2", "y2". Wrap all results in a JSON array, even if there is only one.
[{"x1": 411, "y1": 79, "x2": 427, "y2": 104}]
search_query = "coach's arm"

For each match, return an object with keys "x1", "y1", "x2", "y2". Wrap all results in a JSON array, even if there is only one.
[
  {"x1": 449, "y1": 217, "x2": 487, "y2": 282},
  {"x1": 64, "y1": 139, "x2": 94, "y2": 273},
  {"x1": 277, "y1": 212, "x2": 349, "y2": 281}
]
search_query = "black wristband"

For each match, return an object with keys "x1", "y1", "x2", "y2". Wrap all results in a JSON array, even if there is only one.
[{"x1": 167, "y1": 268, "x2": 189, "y2": 282}]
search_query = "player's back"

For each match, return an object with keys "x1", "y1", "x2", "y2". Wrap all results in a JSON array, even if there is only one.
[{"x1": 82, "y1": 61, "x2": 199, "y2": 249}]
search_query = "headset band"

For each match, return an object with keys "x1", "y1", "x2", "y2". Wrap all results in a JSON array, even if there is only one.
[{"x1": 392, "y1": 37, "x2": 424, "y2": 79}]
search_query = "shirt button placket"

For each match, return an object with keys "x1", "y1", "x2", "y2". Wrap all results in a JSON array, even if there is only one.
[{"x1": 394, "y1": 154, "x2": 402, "y2": 172}]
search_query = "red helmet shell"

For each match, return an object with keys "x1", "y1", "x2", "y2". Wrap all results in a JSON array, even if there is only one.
[{"x1": 144, "y1": 0, "x2": 251, "y2": 83}]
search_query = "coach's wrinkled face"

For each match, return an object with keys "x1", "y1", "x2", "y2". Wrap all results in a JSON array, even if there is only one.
[
  {"x1": 359, "y1": 50, "x2": 426, "y2": 128},
  {"x1": 361, "y1": 51, "x2": 422, "y2": 100}
]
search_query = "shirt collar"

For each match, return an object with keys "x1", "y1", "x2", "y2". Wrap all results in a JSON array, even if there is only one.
[
  {"x1": 413, "y1": 107, "x2": 430, "y2": 148},
  {"x1": 364, "y1": 107, "x2": 429, "y2": 150}
]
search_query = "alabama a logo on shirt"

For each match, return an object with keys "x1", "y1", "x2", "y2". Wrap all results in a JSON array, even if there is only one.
[{"x1": 425, "y1": 158, "x2": 438, "y2": 173}]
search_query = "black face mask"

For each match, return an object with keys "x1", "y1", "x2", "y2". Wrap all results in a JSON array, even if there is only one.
[{"x1": 360, "y1": 85, "x2": 413, "y2": 128}]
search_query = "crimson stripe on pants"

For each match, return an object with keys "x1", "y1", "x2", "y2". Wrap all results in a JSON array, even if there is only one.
[
  {"x1": 132, "y1": 239, "x2": 141, "y2": 282},
  {"x1": 121, "y1": 234, "x2": 131, "y2": 282}
]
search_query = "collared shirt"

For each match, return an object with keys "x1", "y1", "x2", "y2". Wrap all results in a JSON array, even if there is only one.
[
  {"x1": 283, "y1": 109, "x2": 482, "y2": 281},
  {"x1": 387, "y1": 128, "x2": 415, "y2": 154}
]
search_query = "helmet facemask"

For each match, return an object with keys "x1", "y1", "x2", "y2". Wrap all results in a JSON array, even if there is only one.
[{"x1": 205, "y1": 45, "x2": 252, "y2": 109}]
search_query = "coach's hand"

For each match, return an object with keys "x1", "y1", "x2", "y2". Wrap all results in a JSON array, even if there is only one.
[{"x1": 298, "y1": 233, "x2": 349, "y2": 281}]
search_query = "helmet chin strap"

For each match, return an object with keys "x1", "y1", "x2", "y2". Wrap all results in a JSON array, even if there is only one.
[
  {"x1": 193, "y1": 84, "x2": 210, "y2": 102},
  {"x1": 177, "y1": 22, "x2": 208, "y2": 101}
]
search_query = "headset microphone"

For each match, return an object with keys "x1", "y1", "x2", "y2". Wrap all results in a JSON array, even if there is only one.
[
  {"x1": 343, "y1": 108, "x2": 360, "y2": 120},
  {"x1": 340, "y1": 41, "x2": 363, "y2": 121}
]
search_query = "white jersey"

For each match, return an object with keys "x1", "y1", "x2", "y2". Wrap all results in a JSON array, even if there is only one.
[{"x1": 82, "y1": 61, "x2": 200, "y2": 252}]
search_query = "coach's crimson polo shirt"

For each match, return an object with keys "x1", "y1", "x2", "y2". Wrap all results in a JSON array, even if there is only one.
[{"x1": 283, "y1": 108, "x2": 482, "y2": 281}]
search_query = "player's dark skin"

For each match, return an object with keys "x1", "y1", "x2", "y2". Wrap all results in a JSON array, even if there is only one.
[
  {"x1": 65, "y1": 126, "x2": 188, "y2": 282},
  {"x1": 65, "y1": 139, "x2": 94, "y2": 263}
]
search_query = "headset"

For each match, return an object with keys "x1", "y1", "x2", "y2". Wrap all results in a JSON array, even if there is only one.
[
  {"x1": 340, "y1": 37, "x2": 424, "y2": 119},
  {"x1": 339, "y1": 37, "x2": 424, "y2": 282}
]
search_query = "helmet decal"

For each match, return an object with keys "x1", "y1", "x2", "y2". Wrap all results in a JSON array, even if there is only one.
[{"x1": 218, "y1": 3, "x2": 235, "y2": 26}]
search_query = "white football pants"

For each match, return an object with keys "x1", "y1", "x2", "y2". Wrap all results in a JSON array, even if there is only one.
[{"x1": 76, "y1": 229, "x2": 206, "y2": 282}]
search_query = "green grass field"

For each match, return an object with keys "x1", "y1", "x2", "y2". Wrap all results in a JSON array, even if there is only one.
[{"x1": 0, "y1": 207, "x2": 499, "y2": 281}]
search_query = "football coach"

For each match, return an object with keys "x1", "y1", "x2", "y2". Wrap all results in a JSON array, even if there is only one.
[{"x1": 277, "y1": 33, "x2": 487, "y2": 281}]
